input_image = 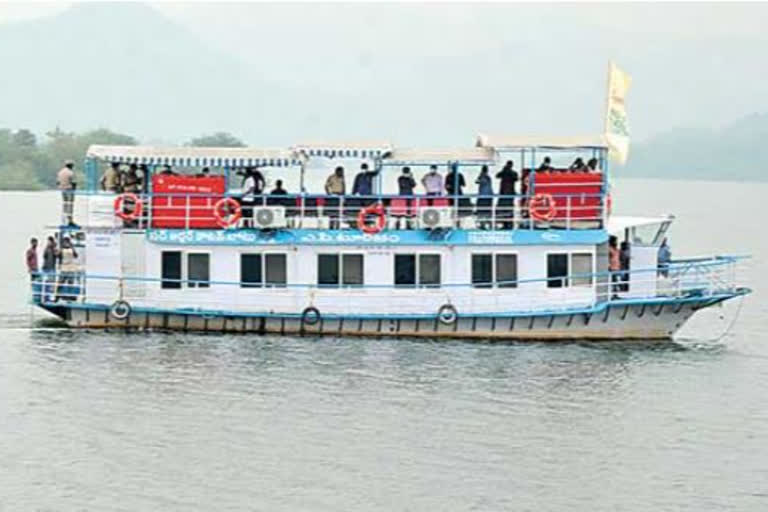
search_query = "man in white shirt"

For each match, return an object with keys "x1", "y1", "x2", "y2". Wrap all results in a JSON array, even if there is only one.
[
  {"x1": 57, "y1": 160, "x2": 76, "y2": 226},
  {"x1": 421, "y1": 165, "x2": 443, "y2": 196}
]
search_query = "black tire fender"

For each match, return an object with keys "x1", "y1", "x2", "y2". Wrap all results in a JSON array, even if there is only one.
[
  {"x1": 301, "y1": 306, "x2": 321, "y2": 326},
  {"x1": 110, "y1": 300, "x2": 131, "y2": 320}
]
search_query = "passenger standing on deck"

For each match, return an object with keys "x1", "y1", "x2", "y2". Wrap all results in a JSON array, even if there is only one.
[
  {"x1": 396, "y1": 167, "x2": 417, "y2": 230},
  {"x1": 245, "y1": 166, "x2": 266, "y2": 206},
  {"x1": 658, "y1": 238, "x2": 671, "y2": 277},
  {"x1": 240, "y1": 168, "x2": 259, "y2": 221},
  {"x1": 496, "y1": 160, "x2": 518, "y2": 230},
  {"x1": 42, "y1": 236, "x2": 57, "y2": 303},
  {"x1": 445, "y1": 165, "x2": 466, "y2": 196},
  {"x1": 352, "y1": 163, "x2": 379, "y2": 204},
  {"x1": 55, "y1": 237, "x2": 79, "y2": 302},
  {"x1": 26, "y1": 237, "x2": 39, "y2": 278},
  {"x1": 587, "y1": 158, "x2": 601, "y2": 173},
  {"x1": 325, "y1": 166, "x2": 345, "y2": 229},
  {"x1": 475, "y1": 165, "x2": 493, "y2": 229},
  {"x1": 100, "y1": 162, "x2": 121, "y2": 192},
  {"x1": 122, "y1": 164, "x2": 142, "y2": 193},
  {"x1": 446, "y1": 163, "x2": 469, "y2": 224},
  {"x1": 57, "y1": 160, "x2": 76, "y2": 226},
  {"x1": 397, "y1": 167, "x2": 416, "y2": 196},
  {"x1": 25, "y1": 237, "x2": 40, "y2": 301},
  {"x1": 620, "y1": 240, "x2": 631, "y2": 292},
  {"x1": 421, "y1": 165, "x2": 444, "y2": 204},
  {"x1": 609, "y1": 235, "x2": 621, "y2": 297}
]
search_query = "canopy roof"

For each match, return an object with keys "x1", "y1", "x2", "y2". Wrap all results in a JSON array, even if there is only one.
[
  {"x1": 606, "y1": 215, "x2": 674, "y2": 234},
  {"x1": 476, "y1": 134, "x2": 608, "y2": 150},
  {"x1": 291, "y1": 140, "x2": 393, "y2": 159},
  {"x1": 86, "y1": 145, "x2": 302, "y2": 167},
  {"x1": 383, "y1": 147, "x2": 496, "y2": 165}
]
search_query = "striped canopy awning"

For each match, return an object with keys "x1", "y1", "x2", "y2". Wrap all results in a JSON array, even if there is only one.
[
  {"x1": 291, "y1": 140, "x2": 393, "y2": 159},
  {"x1": 86, "y1": 145, "x2": 302, "y2": 167},
  {"x1": 383, "y1": 147, "x2": 496, "y2": 166},
  {"x1": 476, "y1": 134, "x2": 608, "y2": 150}
]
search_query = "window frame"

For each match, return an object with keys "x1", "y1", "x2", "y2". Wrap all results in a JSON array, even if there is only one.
[
  {"x1": 471, "y1": 251, "x2": 519, "y2": 289},
  {"x1": 317, "y1": 252, "x2": 365, "y2": 288},
  {"x1": 240, "y1": 252, "x2": 288, "y2": 289},
  {"x1": 160, "y1": 250, "x2": 212, "y2": 290},
  {"x1": 393, "y1": 252, "x2": 442, "y2": 288},
  {"x1": 161, "y1": 250, "x2": 182, "y2": 290},
  {"x1": 545, "y1": 251, "x2": 595, "y2": 289},
  {"x1": 186, "y1": 251, "x2": 211, "y2": 289}
]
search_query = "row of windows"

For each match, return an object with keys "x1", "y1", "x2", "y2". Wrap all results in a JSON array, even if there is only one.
[{"x1": 160, "y1": 251, "x2": 593, "y2": 289}]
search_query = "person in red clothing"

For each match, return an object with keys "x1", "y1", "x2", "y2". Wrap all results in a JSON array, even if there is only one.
[
  {"x1": 25, "y1": 238, "x2": 39, "y2": 277},
  {"x1": 609, "y1": 235, "x2": 621, "y2": 298}
]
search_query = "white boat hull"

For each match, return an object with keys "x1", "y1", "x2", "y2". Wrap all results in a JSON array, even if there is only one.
[{"x1": 42, "y1": 297, "x2": 732, "y2": 341}]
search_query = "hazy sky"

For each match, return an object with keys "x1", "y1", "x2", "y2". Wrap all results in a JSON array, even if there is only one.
[{"x1": 1, "y1": 2, "x2": 767, "y2": 145}]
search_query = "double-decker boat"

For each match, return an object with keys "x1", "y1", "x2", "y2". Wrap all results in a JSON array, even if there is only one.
[{"x1": 30, "y1": 135, "x2": 749, "y2": 340}]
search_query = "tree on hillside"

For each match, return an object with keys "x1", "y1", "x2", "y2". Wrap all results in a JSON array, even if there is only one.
[
  {"x1": 187, "y1": 132, "x2": 246, "y2": 148},
  {"x1": 12, "y1": 129, "x2": 37, "y2": 147}
]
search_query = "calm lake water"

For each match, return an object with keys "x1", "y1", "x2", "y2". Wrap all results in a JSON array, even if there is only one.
[{"x1": 1, "y1": 179, "x2": 767, "y2": 510}]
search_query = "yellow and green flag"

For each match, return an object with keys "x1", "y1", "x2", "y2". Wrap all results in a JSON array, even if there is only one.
[{"x1": 604, "y1": 62, "x2": 632, "y2": 165}]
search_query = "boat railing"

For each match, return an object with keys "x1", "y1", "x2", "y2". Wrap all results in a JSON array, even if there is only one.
[
  {"x1": 29, "y1": 255, "x2": 746, "y2": 316},
  {"x1": 69, "y1": 190, "x2": 607, "y2": 231}
]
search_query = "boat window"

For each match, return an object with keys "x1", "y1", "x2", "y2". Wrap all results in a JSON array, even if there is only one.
[
  {"x1": 342, "y1": 254, "x2": 364, "y2": 286},
  {"x1": 318, "y1": 254, "x2": 364, "y2": 287},
  {"x1": 394, "y1": 254, "x2": 441, "y2": 288},
  {"x1": 547, "y1": 254, "x2": 568, "y2": 288},
  {"x1": 472, "y1": 254, "x2": 493, "y2": 288},
  {"x1": 472, "y1": 253, "x2": 518, "y2": 288},
  {"x1": 161, "y1": 251, "x2": 182, "y2": 289},
  {"x1": 187, "y1": 253, "x2": 210, "y2": 288},
  {"x1": 318, "y1": 254, "x2": 340, "y2": 286},
  {"x1": 241, "y1": 253, "x2": 287, "y2": 288},
  {"x1": 240, "y1": 254, "x2": 263, "y2": 288},
  {"x1": 496, "y1": 254, "x2": 518, "y2": 288},
  {"x1": 264, "y1": 254, "x2": 287, "y2": 287},
  {"x1": 570, "y1": 253, "x2": 593, "y2": 287},
  {"x1": 394, "y1": 255, "x2": 416, "y2": 286},
  {"x1": 630, "y1": 224, "x2": 661, "y2": 246},
  {"x1": 419, "y1": 254, "x2": 441, "y2": 287}
]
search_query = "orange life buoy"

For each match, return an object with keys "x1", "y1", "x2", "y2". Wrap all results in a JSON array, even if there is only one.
[
  {"x1": 213, "y1": 197, "x2": 242, "y2": 228},
  {"x1": 357, "y1": 203, "x2": 386, "y2": 234},
  {"x1": 529, "y1": 193, "x2": 557, "y2": 222},
  {"x1": 113, "y1": 193, "x2": 143, "y2": 221}
]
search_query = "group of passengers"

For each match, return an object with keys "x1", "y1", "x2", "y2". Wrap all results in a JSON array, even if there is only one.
[
  {"x1": 608, "y1": 236, "x2": 673, "y2": 297},
  {"x1": 79, "y1": 153, "x2": 602, "y2": 229},
  {"x1": 314, "y1": 161, "x2": 523, "y2": 229},
  {"x1": 100, "y1": 162, "x2": 147, "y2": 194},
  {"x1": 25, "y1": 235, "x2": 80, "y2": 303}
]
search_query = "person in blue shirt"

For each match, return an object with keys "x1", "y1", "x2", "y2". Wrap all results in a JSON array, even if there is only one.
[
  {"x1": 475, "y1": 165, "x2": 493, "y2": 229},
  {"x1": 352, "y1": 163, "x2": 379, "y2": 203},
  {"x1": 658, "y1": 238, "x2": 671, "y2": 277}
]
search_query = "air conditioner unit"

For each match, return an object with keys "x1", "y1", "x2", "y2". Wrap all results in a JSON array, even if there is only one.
[
  {"x1": 419, "y1": 207, "x2": 454, "y2": 229},
  {"x1": 253, "y1": 206, "x2": 287, "y2": 229}
]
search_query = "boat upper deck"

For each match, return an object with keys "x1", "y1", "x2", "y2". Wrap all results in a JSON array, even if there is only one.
[{"x1": 72, "y1": 137, "x2": 612, "y2": 235}]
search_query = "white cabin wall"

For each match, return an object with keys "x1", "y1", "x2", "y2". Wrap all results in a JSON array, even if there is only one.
[{"x1": 137, "y1": 241, "x2": 598, "y2": 315}]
